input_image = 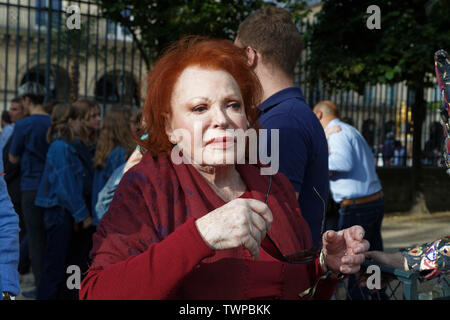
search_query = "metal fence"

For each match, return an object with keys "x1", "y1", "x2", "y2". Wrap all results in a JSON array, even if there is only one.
[
  {"x1": 0, "y1": 0, "x2": 146, "y2": 118},
  {"x1": 296, "y1": 22, "x2": 445, "y2": 169},
  {"x1": 0, "y1": 1, "x2": 445, "y2": 168}
]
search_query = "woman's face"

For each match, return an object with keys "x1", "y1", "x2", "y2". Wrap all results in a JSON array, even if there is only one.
[
  {"x1": 166, "y1": 66, "x2": 248, "y2": 166},
  {"x1": 85, "y1": 107, "x2": 101, "y2": 131},
  {"x1": 69, "y1": 117, "x2": 83, "y2": 136}
]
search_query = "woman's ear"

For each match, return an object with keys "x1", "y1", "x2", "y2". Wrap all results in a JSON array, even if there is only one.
[{"x1": 163, "y1": 113, "x2": 176, "y2": 144}]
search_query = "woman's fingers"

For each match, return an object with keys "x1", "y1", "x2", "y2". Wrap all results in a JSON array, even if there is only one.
[
  {"x1": 245, "y1": 199, "x2": 273, "y2": 231},
  {"x1": 249, "y1": 211, "x2": 267, "y2": 238},
  {"x1": 196, "y1": 198, "x2": 271, "y2": 257},
  {"x1": 323, "y1": 230, "x2": 345, "y2": 254},
  {"x1": 345, "y1": 225, "x2": 365, "y2": 244},
  {"x1": 341, "y1": 252, "x2": 366, "y2": 266},
  {"x1": 323, "y1": 226, "x2": 370, "y2": 274},
  {"x1": 339, "y1": 231, "x2": 370, "y2": 274},
  {"x1": 356, "y1": 239, "x2": 370, "y2": 254},
  {"x1": 241, "y1": 233, "x2": 260, "y2": 259},
  {"x1": 247, "y1": 220, "x2": 262, "y2": 247},
  {"x1": 340, "y1": 264, "x2": 361, "y2": 274}
]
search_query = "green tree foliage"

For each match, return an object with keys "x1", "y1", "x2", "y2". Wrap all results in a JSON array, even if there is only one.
[
  {"x1": 94, "y1": 0, "x2": 268, "y2": 69},
  {"x1": 95, "y1": 0, "x2": 309, "y2": 69},
  {"x1": 305, "y1": 0, "x2": 450, "y2": 168},
  {"x1": 306, "y1": 0, "x2": 450, "y2": 92}
]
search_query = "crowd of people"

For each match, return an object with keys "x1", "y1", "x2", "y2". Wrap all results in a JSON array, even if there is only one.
[
  {"x1": 0, "y1": 5, "x2": 447, "y2": 301},
  {"x1": 0, "y1": 83, "x2": 141, "y2": 299}
]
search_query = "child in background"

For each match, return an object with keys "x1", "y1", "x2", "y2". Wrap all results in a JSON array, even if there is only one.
[
  {"x1": 73, "y1": 99, "x2": 101, "y2": 158},
  {"x1": 34, "y1": 104, "x2": 92, "y2": 300},
  {"x1": 92, "y1": 106, "x2": 135, "y2": 225},
  {"x1": 71, "y1": 99, "x2": 99, "y2": 213}
]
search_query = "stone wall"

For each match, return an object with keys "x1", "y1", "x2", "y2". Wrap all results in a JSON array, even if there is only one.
[{"x1": 377, "y1": 167, "x2": 450, "y2": 213}]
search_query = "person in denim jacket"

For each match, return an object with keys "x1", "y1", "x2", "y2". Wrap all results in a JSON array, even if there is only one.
[
  {"x1": 91, "y1": 106, "x2": 135, "y2": 225},
  {"x1": 94, "y1": 163, "x2": 125, "y2": 224},
  {"x1": 0, "y1": 175, "x2": 20, "y2": 300},
  {"x1": 34, "y1": 104, "x2": 92, "y2": 300}
]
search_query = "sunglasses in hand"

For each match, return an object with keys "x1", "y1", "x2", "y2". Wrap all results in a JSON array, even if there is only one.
[{"x1": 261, "y1": 176, "x2": 325, "y2": 265}]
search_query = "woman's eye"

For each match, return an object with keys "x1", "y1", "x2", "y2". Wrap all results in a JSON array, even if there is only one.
[
  {"x1": 228, "y1": 102, "x2": 241, "y2": 110},
  {"x1": 192, "y1": 105, "x2": 207, "y2": 113}
]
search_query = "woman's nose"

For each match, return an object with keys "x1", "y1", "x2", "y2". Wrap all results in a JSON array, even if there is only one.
[{"x1": 211, "y1": 105, "x2": 229, "y2": 128}]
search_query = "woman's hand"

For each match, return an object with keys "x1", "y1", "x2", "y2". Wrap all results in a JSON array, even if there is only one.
[
  {"x1": 321, "y1": 226, "x2": 370, "y2": 274},
  {"x1": 195, "y1": 198, "x2": 273, "y2": 259}
]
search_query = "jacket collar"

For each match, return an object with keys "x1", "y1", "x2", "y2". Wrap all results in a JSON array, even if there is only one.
[{"x1": 259, "y1": 87, "x2": 306, "y2": 114}]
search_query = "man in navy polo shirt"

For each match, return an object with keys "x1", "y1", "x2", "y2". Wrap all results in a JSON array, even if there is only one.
[
  {"x1": 235, "y1": 6, "x2": 329, "y2": 246},
  {"x1": 8, "y1": 82, "x2": 50, "y2": 294}
]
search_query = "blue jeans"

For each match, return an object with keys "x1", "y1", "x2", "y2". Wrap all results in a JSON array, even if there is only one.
[{"x1": 338, "y1": 197, "x2": 386, "y2": 300}]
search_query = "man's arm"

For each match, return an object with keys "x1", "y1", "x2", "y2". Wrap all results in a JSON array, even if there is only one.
[
  {"x1": 327, "y1": 133, "x2": 354, "y2": 173},
  {"x1": 8, "y1": 125, "x2": 24, "y2": 165}
]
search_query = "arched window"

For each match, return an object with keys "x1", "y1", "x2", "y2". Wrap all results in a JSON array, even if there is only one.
[
  {"x1": 94, "y1": 70, "x2": 140, "y2": 106},
  {"x1": 20, "y1": 64, "x2": 69, "y2": 101}
]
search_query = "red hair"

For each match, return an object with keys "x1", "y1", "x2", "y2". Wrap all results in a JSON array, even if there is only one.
[{"x1": 141, "y1": 36, "x2": 262, "y2": 155}]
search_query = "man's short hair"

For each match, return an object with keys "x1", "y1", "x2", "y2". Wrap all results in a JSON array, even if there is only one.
[
  {"x1": 11, "y1": 97, "x2": 22, "y2": 105},
  {"x1": 237, "y1": 6, "x2": 302, "y2": 78},
  {"x1": 18, "y1": 82, "x2": 45, "y2": 105}
]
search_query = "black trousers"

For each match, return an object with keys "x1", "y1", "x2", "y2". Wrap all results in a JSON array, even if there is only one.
[{"x1": 21, "y1": 190, "x2": 46, "y2": 288}]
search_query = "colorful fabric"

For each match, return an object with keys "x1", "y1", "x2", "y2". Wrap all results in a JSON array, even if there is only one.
[
  {"x1": 400, "y1": 236, "x2": 450, "y2": 279},
  {"x1": 434, "y1": 49, "x2": 450, "y2": 174}
]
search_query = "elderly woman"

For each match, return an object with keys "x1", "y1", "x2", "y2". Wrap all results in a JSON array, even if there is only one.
[{"x1": 80, "y1": 37, "x2": 369, "y2": 300}]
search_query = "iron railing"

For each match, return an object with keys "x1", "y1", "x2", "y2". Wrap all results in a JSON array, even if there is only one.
[
  {"x1": 0, "y1": 1, "x2": 446, "y2": 168},
  {"x1": 296, "y1": 20, "x2": 445, "y2": 169},
  {"x1": 337, "y1": 259, "x2": 450, "y2": 300},
  {"x1": 0, "y1": 0, "x2": 146, "y2": 118}
]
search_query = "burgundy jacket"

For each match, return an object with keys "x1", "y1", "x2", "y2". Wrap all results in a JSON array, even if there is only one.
[{"x1": 80, "y1": 153, "x2": 338, "y2": 300}]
